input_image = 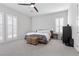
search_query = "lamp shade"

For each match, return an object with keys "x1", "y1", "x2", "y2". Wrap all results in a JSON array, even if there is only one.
[{"x1": 52, "y1": 28, "x2": 53, "y2": 31}]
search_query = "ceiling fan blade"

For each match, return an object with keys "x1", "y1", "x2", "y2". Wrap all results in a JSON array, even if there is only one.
[
  {"x1": 31, "y1": 3, "x2": 35, "y2": 5},
  {"x1": 34, "y1": 7, "x2": 38, "y2": 12},
  {"x1": 18, "y1": 3, "x2": 31, "y2": 6}
]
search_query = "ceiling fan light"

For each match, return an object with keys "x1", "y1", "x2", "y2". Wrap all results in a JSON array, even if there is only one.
[{"x1": 31, "y1": 5, "x2": 34, "y2": 7}]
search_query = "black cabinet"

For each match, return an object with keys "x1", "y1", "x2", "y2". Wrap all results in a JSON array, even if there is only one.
[{"x1": 62, "y1": 25, "x2": 74, "y2": 47}]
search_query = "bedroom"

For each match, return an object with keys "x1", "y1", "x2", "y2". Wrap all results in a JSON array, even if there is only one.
[{"x1": 0, "y1": 3, "x2": 79, "y2": 56}]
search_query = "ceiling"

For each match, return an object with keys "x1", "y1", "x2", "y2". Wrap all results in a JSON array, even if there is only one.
[{"x1": 1, "y1": 3, "x2": 70, "y2": 17}]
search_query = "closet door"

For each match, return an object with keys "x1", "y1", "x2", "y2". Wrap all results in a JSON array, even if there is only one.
[{"x1": 0, "y1": 12, "x2": 3, "y2": 42}]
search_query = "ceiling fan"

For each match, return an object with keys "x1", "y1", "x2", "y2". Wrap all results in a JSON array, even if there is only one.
[{"x1": 18, "y1": 3, "x2": 38, "y2": 12}]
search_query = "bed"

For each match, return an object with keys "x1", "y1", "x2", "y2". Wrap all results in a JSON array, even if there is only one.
[{"x1": 24, "y1": 29, "x2": 51, "y2": 45}]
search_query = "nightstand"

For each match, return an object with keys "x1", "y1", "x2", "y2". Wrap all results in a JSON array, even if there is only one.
[{"x1": 53, "y1": 33, "x2": 58, "y2": 39}]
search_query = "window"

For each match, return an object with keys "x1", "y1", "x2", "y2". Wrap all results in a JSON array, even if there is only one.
[
  {"x1": 7, "y1": 15, "x2": 13, "y2": 39},
  {"x1": 56, "y1": 18, "x2": 60, "y2": 33},
  {"x1": 0, "y1": 12, "x2": 17, "y2": 43},
  {"x1": 60, "y1": 17, "x2": 64, "y2": 33},
  {"x1": 56, "y1": 17, "x2": 64, "y2": 33},
  {"x1": 13, "y1": 16, "x2": 17, "y2": 38},
  {"x1": 77, "y1": 4, "x2": 79, "y2": 33},
  {"x1": 7, "y1": 15, "x2": 17, "y2": 40},
  {"x1": 77, "y1": 16, "x2": 79, "y2": 33},
  {"x1": 0, "y1": 12, "x2": 3, "y2": 41}
]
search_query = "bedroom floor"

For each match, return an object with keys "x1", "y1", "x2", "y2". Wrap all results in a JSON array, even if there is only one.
[{"x1": 0, "y1": 39, "x2": 79, "y2": 56}]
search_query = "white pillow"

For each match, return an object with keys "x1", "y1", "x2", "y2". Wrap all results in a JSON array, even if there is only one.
[{"x1": 37, "y1": 30, "x2": 50, "y2": 33}]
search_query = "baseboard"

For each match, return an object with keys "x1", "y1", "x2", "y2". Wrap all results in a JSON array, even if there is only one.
[{"x1": 74, "y1": 44, "x2": 79, "y2": 52}]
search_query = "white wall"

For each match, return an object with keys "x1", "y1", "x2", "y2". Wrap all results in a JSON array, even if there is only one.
[
  {"x1": 0, "y1": 4, "x2": 32, "y2": 40},
  {"x1": 68, "y1": 3, "x2": 79, "y2": 51},
  {"x1": 32, "y1": 10, "x2": 68, "y2": 33},
  {"x1": 32, "y1": 14, "x2": 52, "y2": 31},
  {"x1": 18, "y1": 14, "x2": 32, "y2": 39}
]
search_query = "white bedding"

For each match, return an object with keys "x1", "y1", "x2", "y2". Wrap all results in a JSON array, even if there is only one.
[{"x1": 25, "y1": 31, "x2": 50, "y2": 41}]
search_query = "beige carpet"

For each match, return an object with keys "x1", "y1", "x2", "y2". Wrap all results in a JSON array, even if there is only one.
[{"x1": 0, "y1": 39, "x2": 79, "y2": 56}]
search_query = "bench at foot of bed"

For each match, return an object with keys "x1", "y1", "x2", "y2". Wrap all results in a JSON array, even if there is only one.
[{"x1": 26, "y1": 36, "x2": 39, "y2": 45}]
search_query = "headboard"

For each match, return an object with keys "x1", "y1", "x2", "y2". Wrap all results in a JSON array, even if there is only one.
[{"x1": 37, "y1": 29, "x2": 50, "y2": 33}]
